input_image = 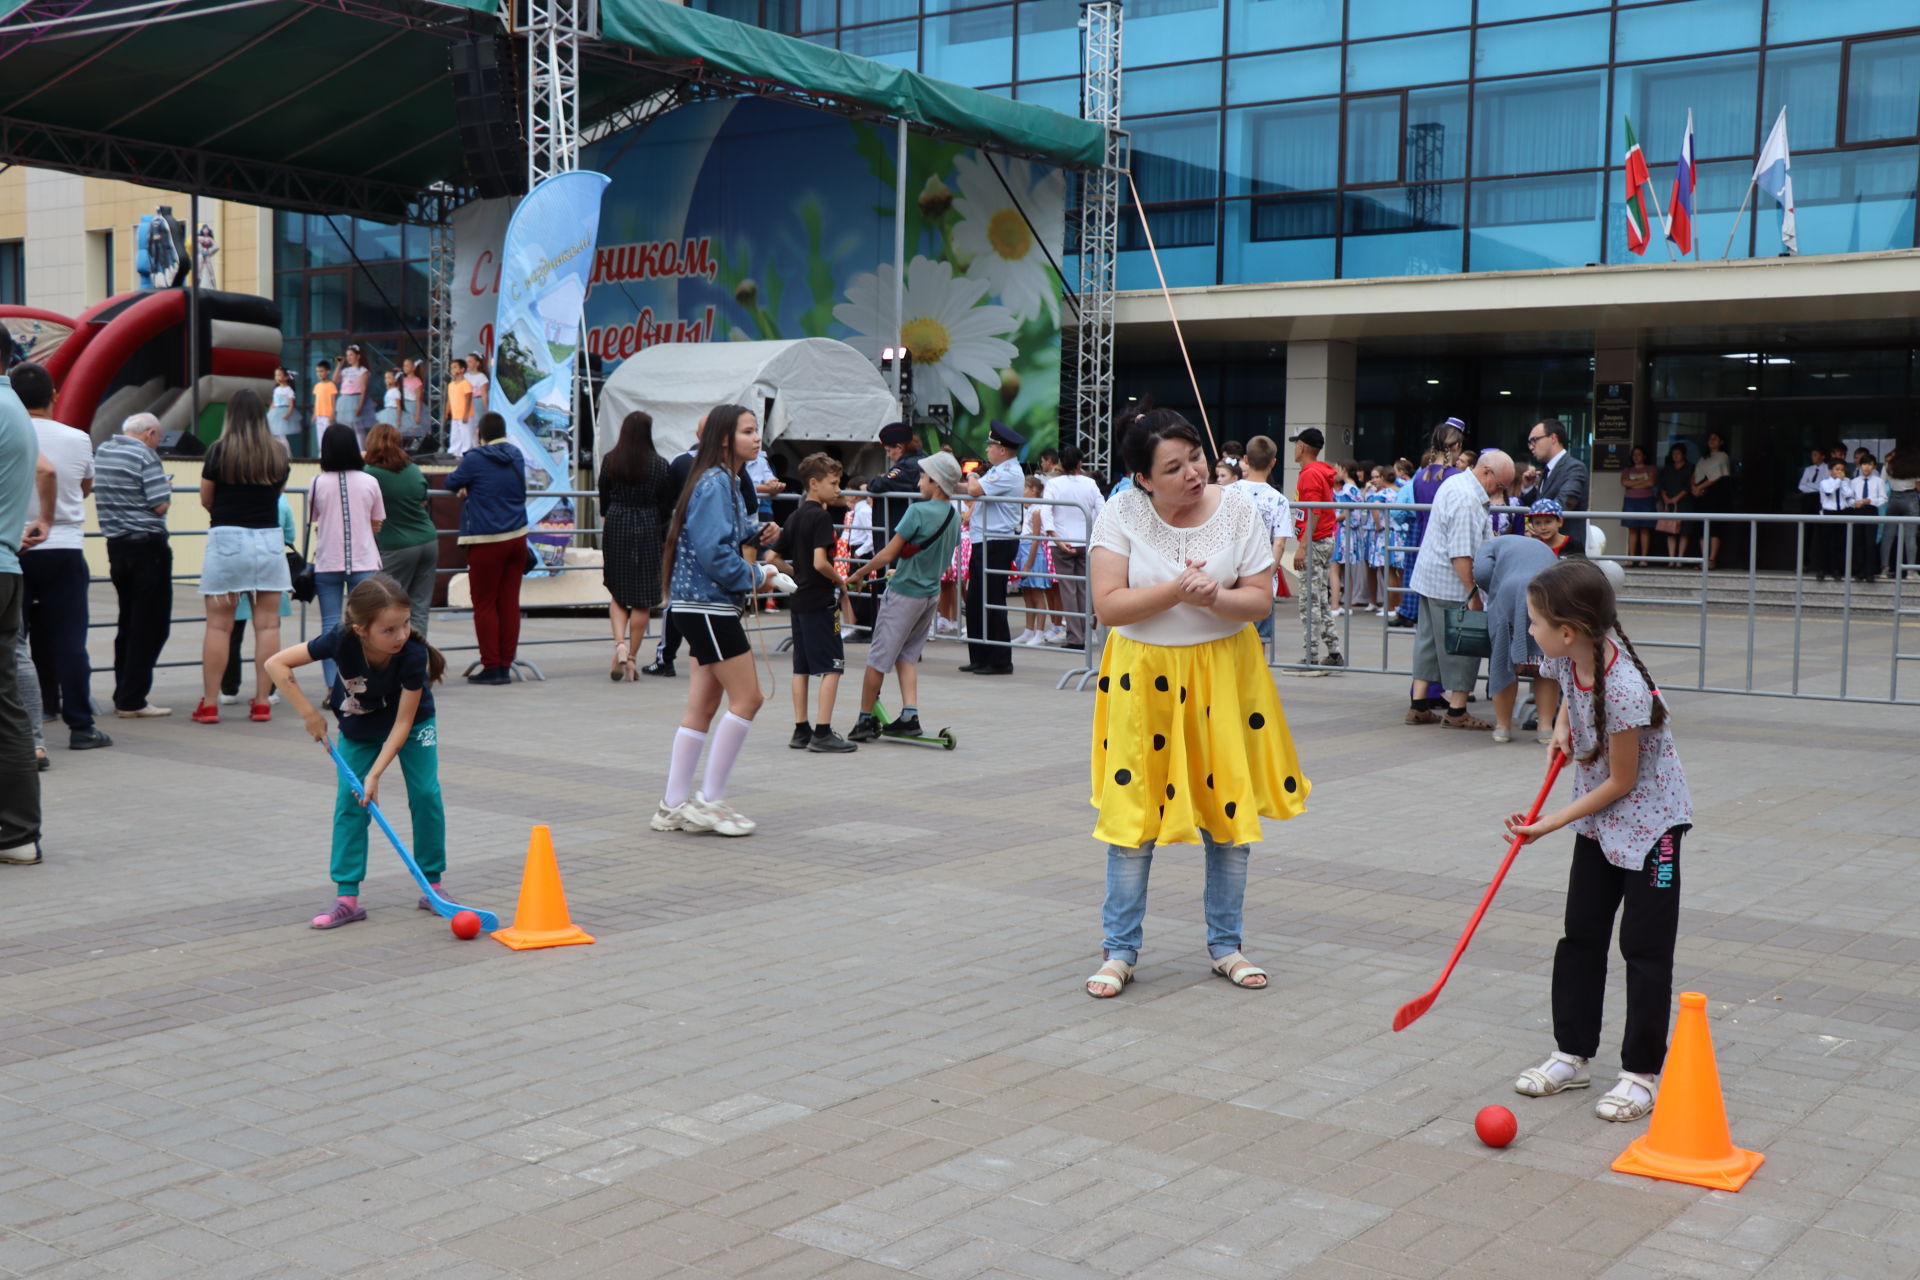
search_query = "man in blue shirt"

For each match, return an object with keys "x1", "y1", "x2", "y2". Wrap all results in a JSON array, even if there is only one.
[
  {"x1": 1, "y1": 324, "x2": 56, "y2": 864},
  {"x1": 959, "y1": 420, "x2": 1025, "y2": 675}
]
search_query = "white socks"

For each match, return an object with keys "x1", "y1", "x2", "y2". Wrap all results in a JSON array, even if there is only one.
[
  {"x1": 703, "y1": 712, "x2": 752, "y2": 801},
  {"x1": 664, "y1": 727, "x2": 706, "y2": 808}
]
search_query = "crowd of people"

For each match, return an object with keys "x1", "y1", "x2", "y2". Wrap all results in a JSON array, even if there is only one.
[
  {"x1": 1798, "y1": 443, "x2": 1918, "y2": 582},
  {"x1": 1, "y1": 327, "x2": 1709, "y2": 1127}
]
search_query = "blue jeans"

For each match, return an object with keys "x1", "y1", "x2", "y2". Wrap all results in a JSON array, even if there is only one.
[
  {"x1": 315, "y1": 569, "x2": 378, "y2": 687},
  {"x1": 1100, "y1": 830, "x2": 1249, "y2": 965}
]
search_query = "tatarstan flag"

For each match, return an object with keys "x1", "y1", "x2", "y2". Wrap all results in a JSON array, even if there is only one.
[{"x1": 1623, "y1": 116, "x2": 1652, "y2": 255}]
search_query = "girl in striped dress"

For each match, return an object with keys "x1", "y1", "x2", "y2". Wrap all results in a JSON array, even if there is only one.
[{"x1": 1330, "y1": 463, "x2": 1365, "y2": 614}]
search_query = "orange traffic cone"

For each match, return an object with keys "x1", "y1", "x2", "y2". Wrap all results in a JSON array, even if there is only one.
[
  {"x1": 491, "y1": 825, "x2": 595, "y2": 951},
  {"x1": 1612, "y1": 991, "x2": 1764, "y2": 1191}
]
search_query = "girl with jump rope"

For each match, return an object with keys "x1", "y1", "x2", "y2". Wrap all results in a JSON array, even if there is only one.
[
  {"x1": 649, "y1": 404, "x2": 790, "y2": 838},
  {"x1": 1505, "y1": 558, "x2": 1692, "y2": 1123},
  {"x1": 264, "y1": 575, "x2": 449, "y2": 930}
]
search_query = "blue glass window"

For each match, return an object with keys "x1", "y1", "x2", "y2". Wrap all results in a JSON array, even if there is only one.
[
  {"x1": 1126, "y1": 62, "x2": 1226, "y2": 115},
  {"x1": 1129, "y1": 114, "x2": 1222, "y2": 207},
  {"x1": 1346, "y1": 0, "x2": 1469, "y2": 39},
  {"x1": 1473, "y1": 72, "x2": 1603, "y2": 177},
  {"x1": 1345, "y1": 31, "x2": 1469, "y2": 91},
  {"x1": 1015, "y1": 0, "x2": 1080, "y2": 81},
  {"x1": 1340, "y1": 184, "x2": 1463, "y2": 277},
  {"x1": 1227, "y1": 100, "x2": 1338, "y2": 195},
  {"x1": 1756, "y1": 147, "x2": 1919, "y2": 256},
  {"x1": 1613, "y1": 55, "x2": 1757, "y2": 163},
  {"x1": 798, "y1": 0, "x2": 834, "y2": 29},
  {"x1": 841, "y1": 21, "x2": 917, "y2": 67},
  {"x1": 842, "y1": 0, "x2": 913, "y2": 22},
  {"x1": 1468, "y1": 173, "x2": 1603, "y2": 271},
  {"x1": 921, "y1": 8, "x2": 1011, "y2": 86},
  {"x1": 1015, "y1": 77, "x2": 1080, "y2": 115},
  {"x1": 1476, "y1": 0, "x2": 1603, "y2": 19},
  {"x1": 1474, "y1": 14, "x2": 1610, "y2": 78},
  {"x1": 1224, "y1": 197, "x2": 1336, "y2": 282},
  {"x1": 1766, "y1": 0, "x2": 1920, "y2": 44},
  {"x1": 1846, "y1": 36, "x2": 1920, "y2": 143},
  {"x1": 1763, "y1": 44, "x2": 1839, "y2": 152},
  {"x1": 1226, "y1": 0, "x2": 1339, "y2": 56},
  {"x1": 1615, "y1": 0, "x2": 1760, "y2": 62},
  {"x1": 1225, "y1": 49, "x2": 1340, "y2": 104},
  {"x1": 1345, "y1": 96, "x2": 1401, "y2": 185},
  {"x1": 1123, "y1": 0, "x2": 1222, "y2": 67},
  {"x1": 1408, "y1": 87, "x2": 1467, "y2": 181}
]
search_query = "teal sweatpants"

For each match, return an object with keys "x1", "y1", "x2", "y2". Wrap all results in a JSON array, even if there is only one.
[{"x1": 330, "y1": 720, "x2": 446, "y2": 895}]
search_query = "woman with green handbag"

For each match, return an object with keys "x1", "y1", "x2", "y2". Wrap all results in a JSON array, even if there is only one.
[{"x1": 1474, "y1": 499, "x2": 1570, "y2": 745}]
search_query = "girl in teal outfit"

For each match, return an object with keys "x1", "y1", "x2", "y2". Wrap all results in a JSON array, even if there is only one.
[{"x1": 265, "y1": 575, "x2": 449, "y2": 930}]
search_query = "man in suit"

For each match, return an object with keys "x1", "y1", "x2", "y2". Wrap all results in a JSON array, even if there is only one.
[{"x1": 1520, "y1": 419, "x2": 1588, "y2": 556}]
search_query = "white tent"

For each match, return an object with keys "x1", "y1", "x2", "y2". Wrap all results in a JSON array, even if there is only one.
[{"x1": 595, "y1": 338, "x2": 899, "y2": 463}]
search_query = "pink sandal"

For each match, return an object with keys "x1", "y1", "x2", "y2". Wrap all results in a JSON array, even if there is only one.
[{"x1": 311, "y1": 898, "x2": 366, "y2": 930}]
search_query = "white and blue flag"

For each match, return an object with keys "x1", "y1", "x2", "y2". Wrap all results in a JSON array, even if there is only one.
[{"x1": 1753, "y1": 107, "x2": 1795, "y2": 255}]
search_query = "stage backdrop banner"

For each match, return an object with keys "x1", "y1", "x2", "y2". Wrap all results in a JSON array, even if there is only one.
[
  {"x1": 492, "y1": 170, "x2": 612, "y2": 569},
  {"x1": 454, "y1": 97, "x2": 1065, "y2": 459}
]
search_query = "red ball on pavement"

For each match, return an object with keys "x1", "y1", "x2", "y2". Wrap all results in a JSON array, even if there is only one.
[
  {"x1": 1475, "y1": 1105, "x2": 1517, "y2": 1148},
  {"x1": 450, "y1": 910, "x2": 482, "y2": 940}
]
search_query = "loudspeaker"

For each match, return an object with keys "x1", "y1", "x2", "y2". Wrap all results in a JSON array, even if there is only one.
[{"x1": 450, "y1": 33, "x2": 527, "y2": 200}]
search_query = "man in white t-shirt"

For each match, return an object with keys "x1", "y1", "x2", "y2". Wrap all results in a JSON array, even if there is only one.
[
  {"x1": 13, "y1": 364, "x2": 110, "y2": 750},
  {"x1": 1229, "y1": 435, "x2": 1291, "y2": 642},
  {"x1": 1041, "y1": 445, "x2": 1105, "y2": 650}
]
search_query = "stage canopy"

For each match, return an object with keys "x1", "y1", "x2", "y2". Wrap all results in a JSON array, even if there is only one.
[{"x1": 0, "y1": 0, "x2": 1104, "y2": 223}]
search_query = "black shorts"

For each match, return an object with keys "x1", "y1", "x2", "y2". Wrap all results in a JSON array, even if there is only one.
[
  {"x1": 671, "y1": 608, "x2": 751, "y2": 666},
  {"x1": 788, "y1": 607, "x2": 845, "y2": 676}
]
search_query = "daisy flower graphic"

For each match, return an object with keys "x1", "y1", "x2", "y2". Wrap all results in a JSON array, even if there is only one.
[
  {"x1": 833, "y1": 256, "x2": 1016, "y2": 415},
  {"x1": 949, "y1": 153, "x2": 1066, "y2": 326}
]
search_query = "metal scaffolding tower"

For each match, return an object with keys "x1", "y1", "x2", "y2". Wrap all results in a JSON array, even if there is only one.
[
  {"x1": 425, "y1": 211, "x2": 456, "y2": 447},
  {"x1": 524, "y1": 0, "x2": 589, "y2": 186},
  {"x1": 1074, "y1": 0, "x2": 1123, "y2": 480}
]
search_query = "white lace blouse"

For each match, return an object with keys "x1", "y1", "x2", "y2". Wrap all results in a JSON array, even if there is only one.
[{"x1": 1089, "y1": 487, "x2": 1274, "y2": 646}]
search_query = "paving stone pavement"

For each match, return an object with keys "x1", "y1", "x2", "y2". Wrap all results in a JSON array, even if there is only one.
[{"x1": 6, "y1": 606, "x2": 1920, "y2": 1278}]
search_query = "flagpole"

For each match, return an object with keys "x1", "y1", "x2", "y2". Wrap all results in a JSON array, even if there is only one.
[
  {"x1": 1644, "y1": 177, "x2": 1677, "y2": 262},
  {"x1": 1720, "y1": 181, "x2": 1756, "y2": 260}
]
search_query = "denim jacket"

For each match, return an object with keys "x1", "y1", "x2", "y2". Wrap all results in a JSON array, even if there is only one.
[{"x1": 669, "y1": 465, "x2": 762, "y2": 607}]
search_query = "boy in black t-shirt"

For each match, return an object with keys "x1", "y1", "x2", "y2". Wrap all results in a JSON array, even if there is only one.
[{"x1": 772, "y1": 454, "x2": 855, "y2": 753}]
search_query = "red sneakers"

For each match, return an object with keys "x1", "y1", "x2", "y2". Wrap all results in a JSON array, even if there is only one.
[
  {"x1": 249, "y1": 700, "x2": 272, "y2": 723},
  {"x1": 191, "y1": 700, "x2": 219, "y2": 724}
]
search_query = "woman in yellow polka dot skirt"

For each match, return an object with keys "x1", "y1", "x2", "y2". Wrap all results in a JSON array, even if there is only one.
[{"x1": 1083, "y1": 410, "x2": 1310, "y2": 998}]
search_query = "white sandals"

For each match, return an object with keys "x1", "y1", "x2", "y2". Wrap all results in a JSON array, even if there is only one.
[
  {"x1": 1210, "y1": 952, "x2": 1268, "y2": 989},
  {"x1": 1514, "y1": 1051, "x2": 1591, "y2": 1097},
  {"x1": 1595, "y1": 1072, "x2": 1659, "y2": 1122},
  {"x1": 1085, "y1": 958, "x2": 1133, "y2": 998}
]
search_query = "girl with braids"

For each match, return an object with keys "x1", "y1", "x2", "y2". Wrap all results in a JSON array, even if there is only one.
[
  {"x1": 1506, "y1": 559, "x2": 1692, "y2": 1124},
  {"x1": 649, "y1": 404, "x2": 786, "y2": 837}
]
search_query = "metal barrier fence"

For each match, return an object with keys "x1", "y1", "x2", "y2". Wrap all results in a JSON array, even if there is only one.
[
  {"x1": 1285, "y1": 501, "x2": 1920, "y2": 707},
  {"x1": 70, "y1": 483, "x2": 1103, "y2": 684}
]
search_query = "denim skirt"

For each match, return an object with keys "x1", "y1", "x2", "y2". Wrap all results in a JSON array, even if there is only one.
[{"x1": 201, "y1": 526, "x2": 292, "y2": 597}]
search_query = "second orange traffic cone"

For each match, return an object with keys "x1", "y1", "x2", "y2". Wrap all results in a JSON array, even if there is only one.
[
  {"x1": 492, "y1": 825, "x2": 595, "y2": 951},
  {"x1": 1611, "y1": 991, "x2": 1764, "y2": 1191}
]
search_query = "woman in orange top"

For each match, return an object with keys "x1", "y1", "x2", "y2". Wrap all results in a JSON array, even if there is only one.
[{"x1": 446, "y1": 366, "x2": 473, "y2": 456}]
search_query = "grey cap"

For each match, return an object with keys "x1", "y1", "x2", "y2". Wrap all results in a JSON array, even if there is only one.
[{"x1": 919, "y1": 451, "x2": 963, "y2": 496}]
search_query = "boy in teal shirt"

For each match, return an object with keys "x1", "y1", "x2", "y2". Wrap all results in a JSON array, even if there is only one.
[{"x1": 845, "y1": 452, "x2": 965, "y2": 741}]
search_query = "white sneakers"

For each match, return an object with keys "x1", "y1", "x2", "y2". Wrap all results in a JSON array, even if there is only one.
[{"x1": 650, "y1": 792, "x2": 755, "y2": 837}]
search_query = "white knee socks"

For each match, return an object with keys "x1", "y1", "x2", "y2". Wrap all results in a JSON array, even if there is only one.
[
  {"x1": 664, "y1": 727, "x2": 706, "y2": 808},
  {"x1": 703, "y1": 712, "x2": 752, "y2": 800}
]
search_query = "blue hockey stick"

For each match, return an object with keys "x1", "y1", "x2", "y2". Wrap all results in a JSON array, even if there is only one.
[{"x1": 322, "y1": 739, "x2": 499, "y2": 931}]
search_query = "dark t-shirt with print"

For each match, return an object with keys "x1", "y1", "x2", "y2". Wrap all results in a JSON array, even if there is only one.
[
  {"x1": 774, "y1": 500, "x2": 838, "y2": 612},
  {"x1": 305, "y1": 627, "x2": 436, "y2": 742}
]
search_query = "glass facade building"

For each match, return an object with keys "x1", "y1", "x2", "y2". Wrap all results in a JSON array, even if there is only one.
[
  {"x1": 704, "y1": 0, "x2": 1920, "y2": 287},
  {"x1": 271, "y1": 212, "x2": 432, "y2": 404}
]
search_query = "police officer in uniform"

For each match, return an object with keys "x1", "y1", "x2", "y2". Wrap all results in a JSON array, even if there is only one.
[
  {"x1": 960, "y1": 421, "x2": 1025, "y2": 675},
  {"x1": 866, "y1": 422, "x2": 924, "y2": 545}
]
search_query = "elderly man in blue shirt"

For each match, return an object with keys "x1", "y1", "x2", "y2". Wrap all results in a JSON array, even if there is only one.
[{"x1": 959, "y1": 421, "x2": 1025, "y2": 675}]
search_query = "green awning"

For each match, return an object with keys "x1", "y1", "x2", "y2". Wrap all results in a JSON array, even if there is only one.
[
  {"x1": 598, "y1": 0, "x2": 1104, "y2": 168},
  {"x1": 0, "y1": 0, "x2": 1100, "y2": 224}
]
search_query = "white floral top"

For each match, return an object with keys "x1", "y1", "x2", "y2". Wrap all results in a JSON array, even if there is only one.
[
  {"x1": 1543, "y1": 646, "x2": 1692, "y2": 870},
  {"x1": 1089, "y1": 487, "x2": 1273, "y2": 647}
]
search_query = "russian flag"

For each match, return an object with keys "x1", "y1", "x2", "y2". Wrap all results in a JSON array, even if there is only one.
[{"x1": 1667, "y1": 110, "x2": 1696, "y2": 256}]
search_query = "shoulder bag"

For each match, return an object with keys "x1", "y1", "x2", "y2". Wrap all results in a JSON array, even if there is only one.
[{"x1": 1442, "y1": 604, "x2": 1492, "y2": 659}]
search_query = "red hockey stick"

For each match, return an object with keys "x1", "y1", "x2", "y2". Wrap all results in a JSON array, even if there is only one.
[{"x1": 1393, "y1": 751, "x2": 1566, "y2": 1032}]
